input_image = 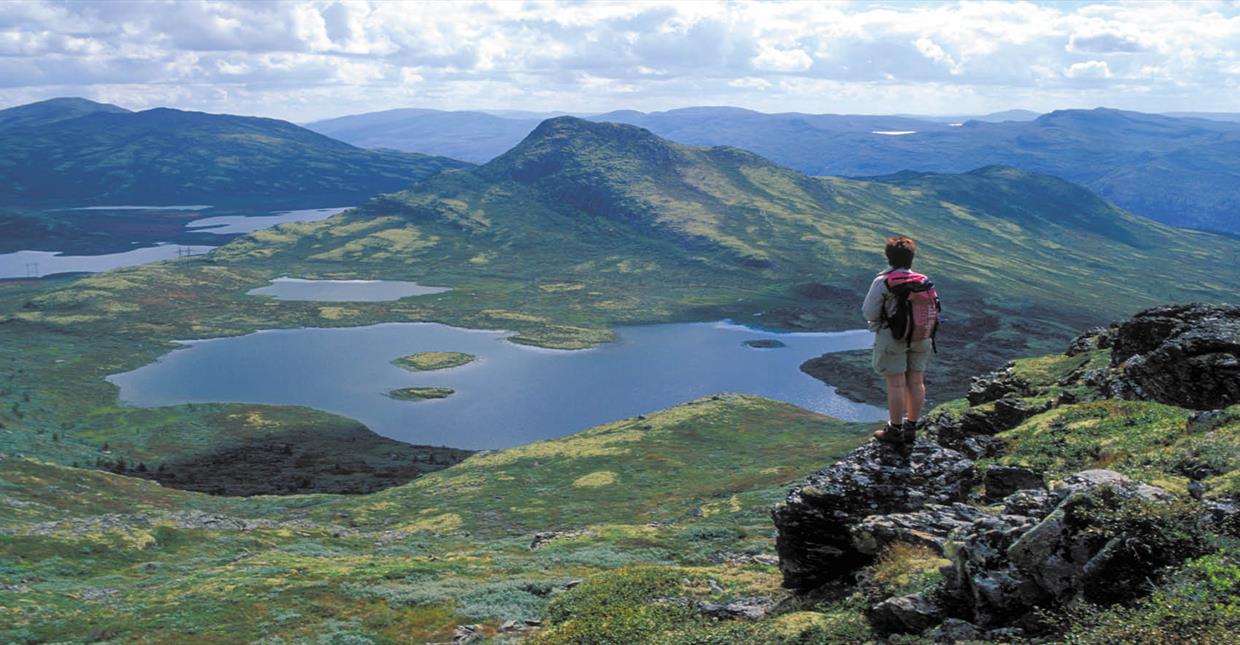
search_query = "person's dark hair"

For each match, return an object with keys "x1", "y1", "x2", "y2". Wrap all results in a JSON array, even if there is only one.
[{"x1": 885, "y1": 236, "x2": 916, "y2": 268}]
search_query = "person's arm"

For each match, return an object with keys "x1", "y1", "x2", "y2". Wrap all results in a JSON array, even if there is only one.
[{"x1": 862, "y1": 275, "x2": 886, "y2": 325}]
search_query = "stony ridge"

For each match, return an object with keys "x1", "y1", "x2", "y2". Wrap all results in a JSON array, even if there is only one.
[{"x1": 772, "y1": 303, "x2": 1240, "y2": 641}]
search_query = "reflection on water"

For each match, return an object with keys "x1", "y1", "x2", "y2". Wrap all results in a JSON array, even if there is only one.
[{"x1": 108, "y1": 321, "x2": 885, "y2": 449}]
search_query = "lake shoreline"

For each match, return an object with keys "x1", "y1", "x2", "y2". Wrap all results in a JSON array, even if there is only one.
[{"x1": 109, "y1": 319, "x2": 884, "y2": 454}]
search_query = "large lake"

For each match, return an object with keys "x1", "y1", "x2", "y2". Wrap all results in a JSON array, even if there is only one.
[
  {"x1": 108, "y1": 321, "x2": 884, "y2": 449},
  {"x1": 0, "y1": 245, "x2": 217, "y2": 279},
  {"x1": 1, "y1": 206, "x2": 349, "y2": 278}
]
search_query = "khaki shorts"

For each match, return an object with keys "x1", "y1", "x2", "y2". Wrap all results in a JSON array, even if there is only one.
[{"x1": 872, "y1": 330, "x2": 933, "y2": 376}]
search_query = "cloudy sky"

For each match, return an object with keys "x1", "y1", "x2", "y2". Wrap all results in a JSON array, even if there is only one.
[{"x1": 1, "y1": 0, "x2": 1238, "y2": 122}]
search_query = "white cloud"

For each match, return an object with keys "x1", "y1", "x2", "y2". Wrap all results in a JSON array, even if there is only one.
[
  {"x1": 728, "y1": 76, "x2": 771, "y2": 89},
  {"x1": 914, "y1": 36, "x2": 961, "y2": 75},
  {"x1": 752, "y1": 43, "x2": 813, "y2": 72},
  {"x1": 0, "y1": 0, "x2": 1235, "y2": 120},
  {"x1": 1064, "y1": 60, "x2": 1112, "y2": 79},
  {"x1": 1067, "y1": 30, "x2": 1148, "y2": 54}
]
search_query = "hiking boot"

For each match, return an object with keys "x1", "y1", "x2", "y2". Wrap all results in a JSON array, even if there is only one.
[
  {"x1": 901, "y1": 419, "x2": 919, "y2": 445},
  {"x1": 873, "y1": 422, "x2": 904, "y2": 445}
]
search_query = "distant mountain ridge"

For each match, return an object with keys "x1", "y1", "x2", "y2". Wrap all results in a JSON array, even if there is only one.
[
  {"x1": 0, "y1": 99, "x2": 471, "y2": 209},
  {"x1": 308, "y1": 104, "x2": 1240, "y2": 234},
  {"x1": 306, "y1": 108, "x2": 544, "y2": 163},
  {"x1": 0, "y1": 97, "x2": 129, "y2": 130}
]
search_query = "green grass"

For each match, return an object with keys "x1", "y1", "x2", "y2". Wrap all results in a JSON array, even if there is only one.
[
  {"x1": 387, "y1": 387, "x2": 454, "y2": 401},
  {"x1": 1016, "y1": 401, "x2": 1238, "y2": 498},
  {"x1": 391, "y1": 352, "x2": 476, "y2": 371},
  {"x1": 0, "y1": 395, "x2": 873, "y2": 643}
]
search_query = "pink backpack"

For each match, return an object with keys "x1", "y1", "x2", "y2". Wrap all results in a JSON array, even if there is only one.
[{"x1": 882, "y1": 270, "x2": 941, "y2": 351}]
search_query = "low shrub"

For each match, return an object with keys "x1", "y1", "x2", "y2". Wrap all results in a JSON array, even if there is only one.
[{"x1": 1062, "y1": 549, "x2": 1240, "y2": 644}]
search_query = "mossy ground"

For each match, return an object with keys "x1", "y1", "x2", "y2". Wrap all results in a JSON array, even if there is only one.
[
  {"x1": 0, "y1": 395, "x2": 878, "y2": 643},
  {"x1": 391, "y1": 352, "x2": 476, "y2": 371},
  {"x1": 388, "y1": 387, "x2": 455, "y2": 401}
]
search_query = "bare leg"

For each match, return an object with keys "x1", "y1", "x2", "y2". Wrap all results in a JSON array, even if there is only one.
[
  {"x1": 905, "y1": 370, "x2": 926, "y2": 423},
  {"x1": 885, "y1": 373, "x2": 908, "y2": 426}
]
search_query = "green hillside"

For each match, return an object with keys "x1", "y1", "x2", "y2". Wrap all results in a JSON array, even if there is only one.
[
  {"x1": 2, "y1": 378, "x2": 1236, "y2": 642},
  {"x1": 0, "y1": 395, "x2": 876, "y2": 643},
  {"x1": 0, "y1": 102, "x2": 471, "y2": 209},
  {"x1": 598, "y1": 107, "x2": 1240, "y2": 234},
  {"x1": 0, "y1": 117, "x2": 1234, "y2": 478},
  {"x1": 0, "y1": 97, "x2": 129, "y2": 131}
]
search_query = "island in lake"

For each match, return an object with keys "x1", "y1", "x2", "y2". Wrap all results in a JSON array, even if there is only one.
[
  {"x1": 388, "y1": 387, "x2": 455, "y2": 401},
  {"x1": 743, "y1": 339, "x2": 786, "y2": 348},
  {"x1": 391, "y1": 351, "x2": 477, "y2": 371}
]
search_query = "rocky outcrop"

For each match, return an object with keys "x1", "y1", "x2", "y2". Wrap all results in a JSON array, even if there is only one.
[
  {"x1": 774, "y1": 305, "x2": 1239, "y2": 639},
  {"x1": 867, "y1": 592, "x2": 945, "y2": 635},
  {"x1": 852, "y1": 469, "x2": 1203, "y2": 636},
  {"x1": 1065, "y1": 326, "x2": 1112, "y2": 356},
  {"x1": 983, "y1": 465, "x2": 1045, "y2": 500},
  {"x1": 923, "y1": 396, "x2": 1052, "y2": 459},
  {"x1": 774, "y1": 445, "x2": 1222, "y2": 637},
  {"x1": 771, "y1": 440, "x2": 977, "y2": 591},
  {"x1": 850, "y1": 503, "x2": 990, "y2": 555},
  {"x1": 965, "y1": 363, "x2": 1031, "y2": 406},
  {"x1": 1107, "y1": 304, "x2": 1240, "y2": 409}
]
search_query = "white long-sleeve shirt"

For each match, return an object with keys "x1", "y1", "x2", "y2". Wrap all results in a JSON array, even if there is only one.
[{"x1": 862, "y1": 266, "x2": 905, "y2": 331}]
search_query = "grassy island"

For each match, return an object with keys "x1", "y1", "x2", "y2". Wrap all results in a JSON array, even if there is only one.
[
  {"x1": 743, "y1": 339, "x2": 786, "y2": 348},
  {"x1": 388, "y1": 386, "x2": 455, "y2": 401},
  {"x1": 392, "y1": 351, "x2": 476, "y2": 371}
]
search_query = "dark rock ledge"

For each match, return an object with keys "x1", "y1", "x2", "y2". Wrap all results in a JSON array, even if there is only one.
[{"x1": 772, "y1": 303, "x2": 1240, "y2": 641}]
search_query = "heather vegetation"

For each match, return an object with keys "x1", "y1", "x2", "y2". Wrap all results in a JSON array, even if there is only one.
[
  {"x1": 388, "y1": 387, "x2": 455, "y2": 401},
  {"x1": 392, "y1": 352, "x2": 476, "y2": 371}
]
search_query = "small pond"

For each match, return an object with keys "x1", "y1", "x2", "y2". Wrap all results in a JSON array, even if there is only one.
[
  {"x1": 108, "y1": 321, "x2": 885, "y2": 450},
  {"x1": 247, "y1": 277, "x2": 452, "y2": 302},
  {"x1": 186, "y1": 207, "x2": 350, "y2": 234}
]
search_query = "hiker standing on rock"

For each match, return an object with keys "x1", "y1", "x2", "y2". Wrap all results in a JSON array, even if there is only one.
[{"x1": 862, "y1": 236, "x2": 941, "y2": 445}]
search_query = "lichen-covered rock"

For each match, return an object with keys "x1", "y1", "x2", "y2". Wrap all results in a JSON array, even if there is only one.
[
  {"x1": 1000, "y1": 488, "x2": 1055, "y2": 518},
  {"x1": 1185, "y1": 408, "x2": 1236, "y2": 434},
  {"x1": 850, "y1": 503, "x2": 991, "y2": 556},
  {"x1": 1065, "y1": 326, "x2": 1113, "y2": 356},
  {"x1": 867, "y1": 592, "x2": 945, "y2": 635},
  {"x1": 1049, "y1": 469, "x2": 1172, "y2": 506},
  {"x1": 984, "y1": 465, "x2": 1046, "y2": 501},
  {"x1": 948, "y1": 513, "x2": 1045, "y2": 627},
  {"x1": 936, "y1": 470, "x2": 1182, "y2": 629},
  {"x1": 929, "y1": 617, "x2": 984, "y2": 643},
  {"x1": 942, "y1": 469, "x2": 1186, "y2": 631},
  {"x1": 925, "y1": 398, "x2": 1049, "y2": 458},
  {"x1": 966, "y1": 365, "x2": 1032, "y2": 406},
  {"x1": 772, "y1": 439, "x2": 977, "y2": 591},
  {"x1": 697, "y1": 597, "x2": 773, "y2": 620},
  {"x1": 1109, "y1": 303, "x2": 1240, "y2": 409}
]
